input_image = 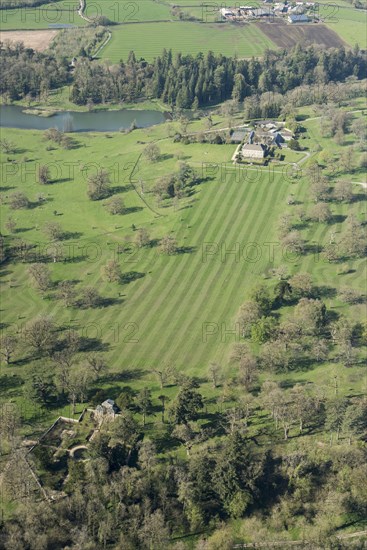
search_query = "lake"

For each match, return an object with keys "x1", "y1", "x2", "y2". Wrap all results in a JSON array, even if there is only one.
[{"x1": 0, "y1": 105, "x2": 167, "y2": 132}]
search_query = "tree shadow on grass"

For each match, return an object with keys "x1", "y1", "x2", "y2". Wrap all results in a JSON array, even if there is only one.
[
  {"x1": 278, "y1": 378, "x2": 309, "y2": 389},
  {"x1": 330, "y1": 214, "x2": 347, "y2": 225},
  {"x1": 103, "y1": 369, "x2": 148, "y2": 383},
  {"x1": 176, "y1": 245, "x2": 196, "y2": 255},
  {"x1": 65, "y1": 139, "x2": 82, "y2": 151},
  {"x1": 304, "y1": 243, "x2": 322, "y2": 255},
  {"x1": 78, "y1": 337, "x2": 111, "y2": 353},
  {"x1": 63, "y1": 254, "x2": 86, "y2": 264},
  {"x1": 99, "y1": 297, "x2": 125, "y2": 308},
  {"x1": 61, "y1": 231, "x2": 84, "y2": 241},
  {"x1": 158, "y1": 153, "x2": 174, "y2": 162},
  {"x1": 292, "y1": 221, "x2": 309, "y2": 231},
  {"x1": 123, "y1": 206, "x2": 144, "y2": 215},
  {"x1": 153, "y1": 433, "x2": 181, "y2": 454},
  {"x1": 351, "y1": 193, "x2": 367, "y2": 204},
  {"x1": 28, "y1": 199, "x2": 53, "y2": 209},
  {"x1": 199, "y1": 412, "x2": 226, "y2": 437},
  {"x1": 88, "y1": 385, "x2": 126, "y2": 403},
  {"x1": 120, "y1": 271, "x2": 145, "y2": 284},
  {"x1": 76, "y1": 297, "x2": 124, "y2": 310},
  {"x1": 314, "y1": 285, "x2": 337, "y2": 299},
  {"x1": 53, "y1": 178, "x2": 73, "y2": 184},
  {"x1": 179, "y1": 203, "x2": 194, "y2": 211},
  {"x1": 14, "y1": 226, "x2": 35, "y2": 234},
  {"x1": 326, "y1": 310, "x2": 339, "y2": 323},
  {"x1": 147, "y1": 238, "x2": 160, "y2": 248},
  {"x1": 110, "y1": 185, "x2": 132, "y2": 195},
  {"x1": 0, "y1": 374, "x2": 24, "y2": 392}
]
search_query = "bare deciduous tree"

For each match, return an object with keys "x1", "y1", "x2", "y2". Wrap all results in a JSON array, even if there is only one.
[
  {"x1": 0, "y1": 334, "x2": 18, "y2": 365},
  {"x1": 24, "y1": 316, "x2": 56, "y2": 355},
  {"x1": 28, "y1": 263, "x2": 51, "y2": 292}
]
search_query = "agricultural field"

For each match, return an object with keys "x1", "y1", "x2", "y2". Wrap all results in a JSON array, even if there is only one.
[
  {"x1": 1, "y1": 0, "x2": 366, "y2": 59},
  {"x1": 0, "y1": 29, "x2": 57, "y2": 50},
  {"x1": 101, "y1": 21, "x2": 276, "y2": 61},
  {"x1": 257, "y1": 20, "x2": 346, "y2": 48},
  {"x1": 0, "y1": 0, "x2": 87, "y2": 30},
  {"x1": 96, "y1": 0, "x2": 172, "y2": 23},
  {"x1": 325, "y1": 6, "x2": 367, "y2": 49}
]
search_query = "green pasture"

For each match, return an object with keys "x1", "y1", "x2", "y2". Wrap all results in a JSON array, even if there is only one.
[
  {"x1": 101, "y1": 21, "x2": 276, "y2": 62},
  {"x1": 0, "y1": 0, "x2": 87, "y2": 30},
  {"x1": 0, "y1": 0, "x2": 171, "y2": 30},
  {"x1": 325, "y1": 6, "x2": 367, "y2": 48},
  {"x1": 96, "y1": 0, "x2": 172, "y2": 24}
]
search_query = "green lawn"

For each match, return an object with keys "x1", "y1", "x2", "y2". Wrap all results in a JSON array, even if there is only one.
[
  {"x1": 0, "y1": 106, "x2": 366, "y2": 428},
  {"x1": 0, "y1": 0, "x2": 87, "y2": 30},
  {"x1": 97, "y1": 0, "x2": 172, "y2": 24},
  {"x1": 325, "y1": 6, "x2": 367, "y2": 48},
  {"x1": 0, "y1": 0, "x2": 172, "y2": 30},
  {"x1": 101, "y1": 21, "x2": 276, "y2": 62}
]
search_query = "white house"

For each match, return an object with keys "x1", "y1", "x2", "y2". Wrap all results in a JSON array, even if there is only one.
[{"x1": 241, "y1": 144, "x2": 266, "y2": 159}]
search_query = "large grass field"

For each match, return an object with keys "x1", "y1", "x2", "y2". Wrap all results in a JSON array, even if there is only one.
[
  {"x1": 0, "y1": 107, "x2": 366, "y2": 423},
  {"x1": 325, "y1": 6, "x2": 367, "y2": 49},
  {"x1": 101, "y1": 21, "x2": 276, "y2": 61},
  {"x1": 96, "y1": 0, "x2": 172, "y2": 24},
  {"x1": 0, "y1": 0, "x2": 87, "y2": 30},
  {"x1": 0, "y1": 0, "x2": 172, "y2": 30}
]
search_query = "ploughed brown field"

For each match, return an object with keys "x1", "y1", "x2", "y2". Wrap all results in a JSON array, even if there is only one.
[
  {"x1": 256, "y1": 21, "x2": 346, "y2": 48},
  {"x1": 0, "y1": 30, "x2": 57, "y2": 51}
]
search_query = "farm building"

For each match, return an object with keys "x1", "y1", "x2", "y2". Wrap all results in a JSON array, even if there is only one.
[
  {"x1": 272, "y1": 132, "x2": 285, "y2": 147},
  {"x1": 220, "y1": 8, "x2": 235, "y2": 18},
  {"x1": 242, "y1": 144, "x2": 266, "y2": 158},
  {"x1": 251, "y1": 8, "x2": 273, "y2": 17},
  {"x1": 231, "y1": 130, "x2": 247, "y2": 143},
  {"x1": 288, "y1": 14, "x2": 309, "y2": 23},
  {"x1": 255, "y1": 120, "x2": 283, "y2": 128},
  {"x1": 280, "y1": 129, "x2": 294, "y2": 141}
]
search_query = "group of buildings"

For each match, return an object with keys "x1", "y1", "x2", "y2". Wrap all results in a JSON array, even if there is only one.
[
  {"x1": 231, "y1": 121, "x2": 294, "y2": 160},
  {"x1": 220, "y1": 1, "x2": 315, "y2": 23}
]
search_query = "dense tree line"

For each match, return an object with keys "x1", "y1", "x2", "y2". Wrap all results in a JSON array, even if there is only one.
[
  {"x1": 70, "y1": 45, "x2": 367, "y2": 107},
  {"x1": 0, "y1": 43, "x2": 69, "y2": 101},
  {"x1": 1, "y1": 43, "x2": 366, "y2": 109}
]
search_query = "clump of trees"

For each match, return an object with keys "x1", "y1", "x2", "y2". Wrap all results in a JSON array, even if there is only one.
[
  {"x1": 154, "y1": 163, "x2": 199, "y2": 200},
  {"x1": 87, "y1": 170, "x2": 111, "y2": 200},
  {"x1": 143, "y1": 143, "x2": 160, "y2": 162},
  {"x1": 0, "y1": 43, "x2": 68, "y2": 101},
  {"x1": 9, "y1": 191, "x2": 30, "y2": 210},
  {"x1": 159, "y1": 235, "x2": 177, "y2": 255},
  {"x1": 105, "y1": 195, "x2": 125, "y2": 215},
  {"x1": 235, "y1": 270, "x2": 365, "y2": 377},
  {"x1": 43, "y1": 128, "x2": 73, "y2": 150}
]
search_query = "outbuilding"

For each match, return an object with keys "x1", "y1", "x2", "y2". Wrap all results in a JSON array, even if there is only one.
[{"x1": 288, "y1": 14, "x2": 309, "y2": 22}]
